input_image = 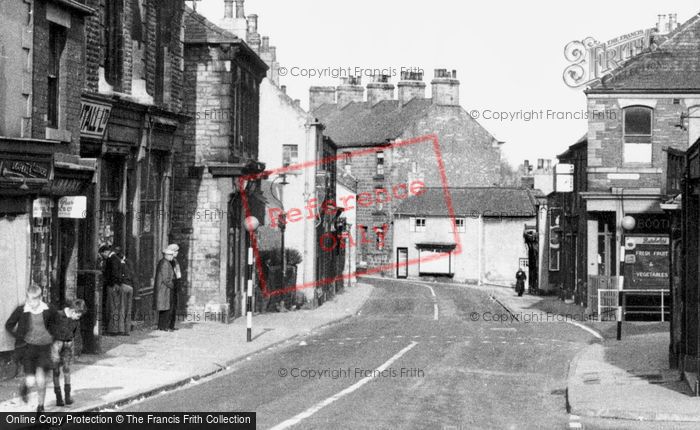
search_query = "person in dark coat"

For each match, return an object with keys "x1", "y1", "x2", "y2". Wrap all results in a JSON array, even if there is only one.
[
  {"x1": 515, "y1": 268, "x2": 527, "y2": 297},
  {"x1": 154, "y1": 247, "x2": 176, "y2": 331},
  {"x1": 5, "y1": 285, "x2": 58, "y2": 413},
  {"x1": 165, "y1": 244, "x2": 181, "y2": 331},
  {"x1": 99, "y1": 245, "x2": 132, "y2": 335}
]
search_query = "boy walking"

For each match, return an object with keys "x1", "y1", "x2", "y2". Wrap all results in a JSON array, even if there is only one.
[
  {"x1": 5, "y1": 285, "x2": 57, "y2": 413},
  {"x1": 51, "y1": 299, "x2": 86, "y2": 406}
]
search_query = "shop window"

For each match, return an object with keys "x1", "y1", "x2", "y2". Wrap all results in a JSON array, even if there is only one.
[
  {"x1": 48, "y1": 23, "x2": 66, "y2": 128},
  {"x1": 99, "y1": 157, "x2": 125, "y2": 247},
  {"x1": 623, "y1": 106, "x2": 652, "y2": 163}
]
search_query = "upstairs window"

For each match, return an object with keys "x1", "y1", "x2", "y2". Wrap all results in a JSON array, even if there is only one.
[
  {"x1": 623, "y1": 106, "x2": 652, "y2": 163},
  {"x1": 411, "y1": 217, "x2": 426, "y2": 232},
  {"x1": 282, "y1": 144, "x2": 298, "y2": 166},
  {"x1": 453, "y1": 218, "x2": 465, "y2": 232},
  {"x1": 48, "y1": 23, "x2": 66, "y2": 128},
  {"x1": 376, "y1": 151, "x2": 385, "y2": 176}
]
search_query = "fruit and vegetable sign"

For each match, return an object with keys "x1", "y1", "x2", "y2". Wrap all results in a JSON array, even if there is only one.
[{"x1": 623, "y1": 235, "x2": 670, "y2": 289}]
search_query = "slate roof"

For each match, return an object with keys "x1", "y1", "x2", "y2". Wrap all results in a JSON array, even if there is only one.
[
  {"x1": 184, "y1": 6, "x2": 239, "y2": 44},
  {"x1": 313, "y1": 98, "x2": 435, "y2": 147},
  {"x1": 588, "y1": 13, "x2": 700, "y2": 92},
  {"x1": 395, "y1": 188, "x2": 536, "y2": 217}
]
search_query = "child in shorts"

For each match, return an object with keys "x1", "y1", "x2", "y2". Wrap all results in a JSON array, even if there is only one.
[
  {"x1": 50, "y1": 298, "x2": 86, "y2": 406},
  {"x1": 5, "y1": 285, "x2": 57, "y2": 413}
]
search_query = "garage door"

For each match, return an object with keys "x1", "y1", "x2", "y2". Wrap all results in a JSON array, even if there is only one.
[{"x1": 418, "y1": 249, "x2": 452, "y2": 275}]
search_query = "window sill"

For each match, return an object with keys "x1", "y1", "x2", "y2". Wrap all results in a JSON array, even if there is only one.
[{"x1": 45, "y1": 127, "x2": 72, "y2": 143}]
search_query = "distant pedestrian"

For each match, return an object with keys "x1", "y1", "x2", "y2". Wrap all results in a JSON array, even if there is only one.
[
  {"x1": 154, "y1": 247, "x2": 176, "y2": 331},
  {"x1": 99, "y1": 245, "x2": 132, "y2": 335},
  {"x1": 515, "y1": 268, "x2": 527, "y2": 297},
  {"x1": 5, "y1": 285, "x2": 57, "y2": 413},
  {"x1": 50, "y1": 299, "x2": 86, "y2": 407},
  {"x1": 166, "y1": 244, "x2": 181, "y2": 331},
  {"x1": 115, "y1": 246, "x2": 135, "y2": 335}
]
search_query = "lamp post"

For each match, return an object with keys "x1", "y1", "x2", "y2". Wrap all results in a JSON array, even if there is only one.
[
  {"x1": 244, "y1": 215, "x2": 259, "y2": 342},
  {"x1": 617, "y1": 212, "x2": 635, "y2": 341}
]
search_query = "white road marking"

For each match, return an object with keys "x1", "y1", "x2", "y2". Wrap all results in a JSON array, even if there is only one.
[
  {"x1": 269, "y1": 342, "x2": 418, "y2": 430},
  {"x1": 419, "y1": 283, "x2": 439, "y2": 320},
  {"x1": 565, "y1": 320, "x2": 604, "y2": 340}
]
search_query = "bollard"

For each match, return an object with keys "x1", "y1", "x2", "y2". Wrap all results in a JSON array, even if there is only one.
[{"x1": 247, "y1": 246, "x2": 253, "y2": 342}]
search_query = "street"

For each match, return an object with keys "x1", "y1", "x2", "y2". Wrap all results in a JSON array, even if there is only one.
[{"x1": 123, "y1": 278, "x2": 593, "y2": 429}]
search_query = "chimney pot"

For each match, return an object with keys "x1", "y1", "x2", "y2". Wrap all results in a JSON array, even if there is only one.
[
  {"x1": 262, "y1": 36, "x2": 269, "y2": 51},
  {"x1": 224, "y1": 0, "x2": 234, "y2": 18},
  {"x1": 235, "y1": 0, "x2": 245, "y2": 18},
  {"x1": 247, "y1": 14, "x2": 258, "y2": 33},
  {"x1": 281, "y1": 85, "x2": 287, "y2": 94}
]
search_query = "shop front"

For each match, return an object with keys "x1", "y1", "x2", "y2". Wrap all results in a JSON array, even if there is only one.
[
  {"x1": 80, "y1": 95, "x2": 186, "y2": 331},
  {"x1": 0, "y1": 148, "x2": 95, "y2": 353}
]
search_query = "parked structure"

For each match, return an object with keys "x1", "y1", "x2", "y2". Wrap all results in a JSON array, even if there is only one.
[
  {"x1": 0, "y1": 0, "x2": 97, "y2": 353},
  {"x1": 312, "y1": 70, "x2": 504, "y2": 273},
  {"x1": 393, "y1": 188, "x2": 536, "y2": 284}
]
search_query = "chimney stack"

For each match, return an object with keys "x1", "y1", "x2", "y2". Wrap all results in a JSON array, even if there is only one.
[
  {"x1": 309, "y1": 86, "x2": 336, "y2": 111},
  {"x1": 247, "y1": 14, "x2": 260, "y2": 51},
  {"x1": 397, "y1": 70, "x2": 426, "y2": 105},
  {"x1": 219, "y1": 0, "x2": 247, "y2": 40},
  {"x1": 523, "y1": 160, "x2": 531, "y2": 173},
  {"x1": 281, "y1": 85, "x2": 287, "y2": 94},
  {"x1": 261, "y1": 36, "x2": 269, "y2": 52},
  {"x1": 657, "y1": 14, "x2": 669, "y2": 34},
  {"x1": 336, "y1": 76, "x2": 364, "y2": 108},
  {"x1": 537, "y1": 158, "x2": 544, "y2": 170},
  {"x1": 668, "y1": 13, "x2": 678, "y2": 31},
  {"x1": 366, "y1": 74, "x2": 394, "y2": 106},
  {"x1": 431, "y1": 69, "x2": 459, "y2": 106}
]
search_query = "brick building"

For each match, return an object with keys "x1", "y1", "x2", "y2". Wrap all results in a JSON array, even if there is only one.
[
  {"x1": 75, "y1": 0, "x2": 189, "y2": 348},
  {"x1": 0, "y1": 0, "x2": 97, "y2": 353},
  {"x1": 170, "y1": 6, "x2": 267, "y2": 320},
  {"x1": 311, "y1": 70, "x2": 503, "y2": 271}
]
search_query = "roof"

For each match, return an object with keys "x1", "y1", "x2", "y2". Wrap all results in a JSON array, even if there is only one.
[
  {"x1": 395, "y1": 187, "x2": 536, "y2": 217},
  {"x1": 312, "y1": 98, "x2": 435, "y2": 147},
  {"x1": 587, "y1": 13, "x2": 700, "y2": 92},
  {"x1": 184, "y1": 6, "x2": 239, "y2": 44},
  {"x1": 557, "y1": 134, "x2": 588, "y2": 160}
]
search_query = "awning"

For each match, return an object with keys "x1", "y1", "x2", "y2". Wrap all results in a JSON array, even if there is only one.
[{"x1": 415, "y1": 242, "x2": 457, "y2": 251}]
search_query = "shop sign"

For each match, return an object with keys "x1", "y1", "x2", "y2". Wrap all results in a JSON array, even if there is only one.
[
  {"x1": 32, "y1": 198, "x2": 52, "y2": 218},
  {"x1": 57, "y1": 196, "x2": 87, "y2": 218},
  {"x1": 80, "y1": 101, "x2": 111, "y2": 138},
  {"x1": 623, "y1": 235, "x2": 670, "y2": 289},
  {"x1": 1, "y1": 159, "x2": 50, "y2": 180}
]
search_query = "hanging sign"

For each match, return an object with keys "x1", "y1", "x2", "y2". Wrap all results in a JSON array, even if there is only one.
[{"x1": 32, "y1": 198, "x2": 52, "y2": 218}]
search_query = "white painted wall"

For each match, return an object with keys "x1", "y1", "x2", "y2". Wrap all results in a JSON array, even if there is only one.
[{"x1": 393, "y1": 215, "x2": 532, "y2": 284}]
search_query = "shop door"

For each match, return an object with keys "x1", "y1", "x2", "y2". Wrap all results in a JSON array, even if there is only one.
[
  {"x1": 396, "y1": 248, "x2": 408, "y2": 278},
  {"x1": 227, "y1": 194, "x2": 242, "y2": 318},
  {"x1": 0, "y1": 214, "x2": 30, "y2": 352}
]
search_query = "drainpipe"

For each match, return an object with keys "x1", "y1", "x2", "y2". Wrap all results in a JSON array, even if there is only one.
[{"x1": 478, "y1": 215, "x2": 483, "y2": 285}]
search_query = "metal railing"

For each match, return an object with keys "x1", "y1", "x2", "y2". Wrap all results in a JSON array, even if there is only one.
[{"x1": 597, "y1": 289, "x2": 670, "y2": 322}]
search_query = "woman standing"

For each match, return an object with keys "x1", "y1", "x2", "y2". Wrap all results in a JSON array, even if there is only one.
[{"x1": 153, "y1": 247, "x2": 175, "y2": 331}]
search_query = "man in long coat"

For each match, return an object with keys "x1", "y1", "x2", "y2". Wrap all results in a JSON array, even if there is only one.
[{"x1": 154, "y1": 247, "x2": 176, "y2": 331}]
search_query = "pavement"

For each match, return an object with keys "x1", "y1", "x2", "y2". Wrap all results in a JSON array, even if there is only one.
[
  {"x1": 486, "y1": 282, "x2": 700, "y2": 423},
  {"x1": 0, "y1": 282, "x2": 374, "y2": 413}
]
